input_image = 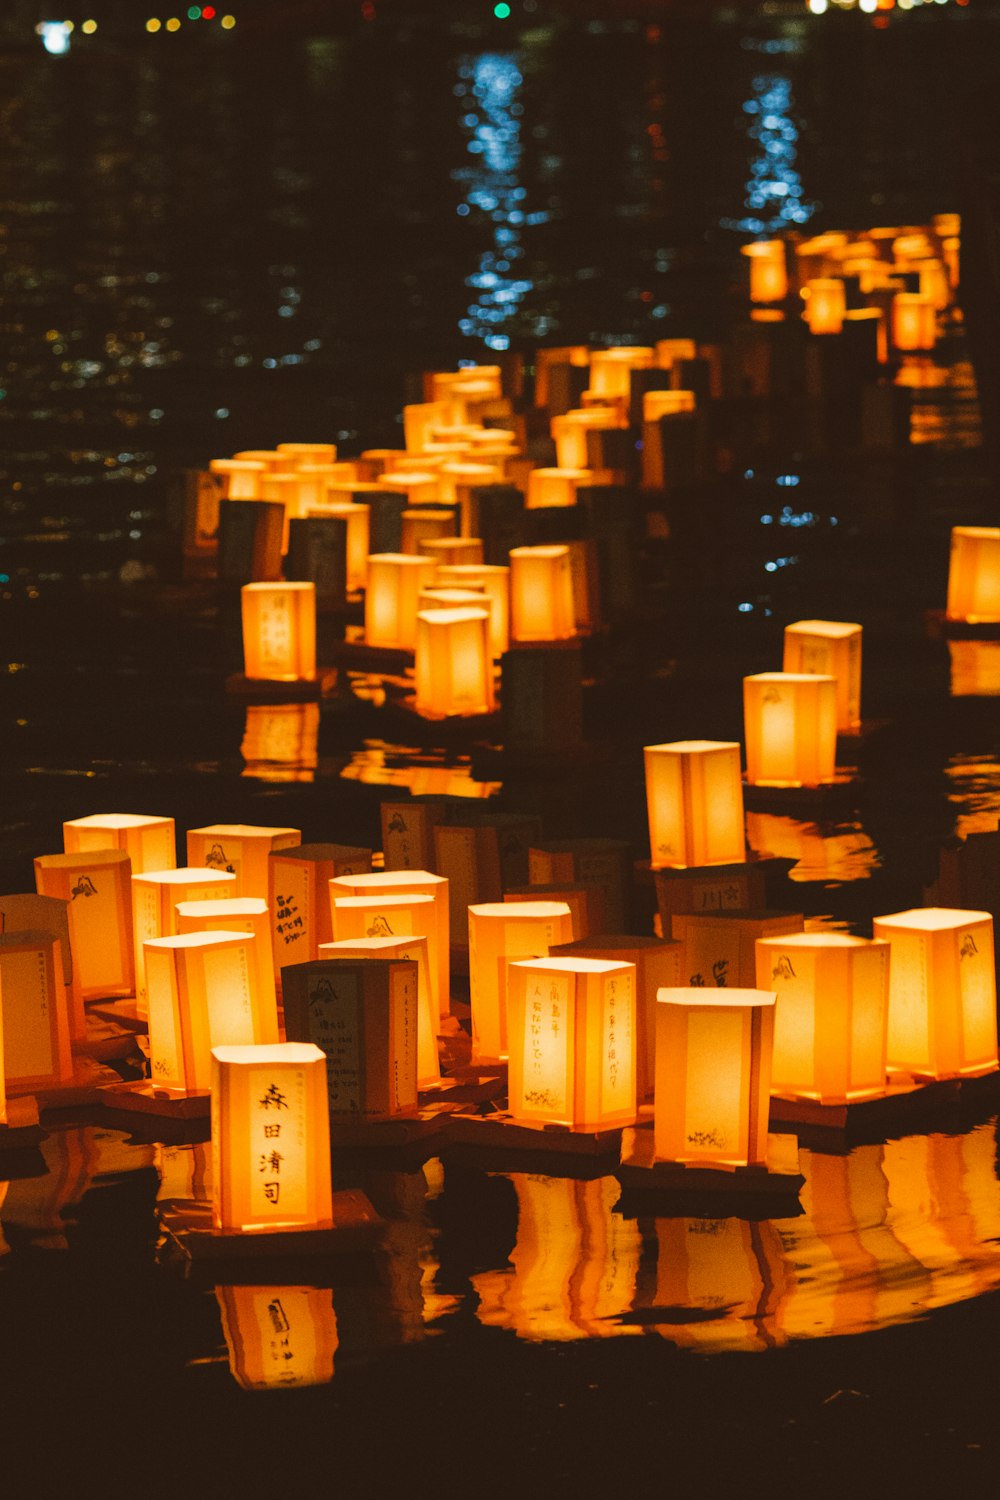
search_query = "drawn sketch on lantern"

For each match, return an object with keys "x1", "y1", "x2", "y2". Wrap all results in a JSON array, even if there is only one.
[
  {"x1": 523, "y1": 976, "x2": 569, "y2": 1119},
  {"x1": 308, "y1": 974, "x2": 362, "y2": 1113},
  {"x1": 71, "y1": 875, "x2": 98, "y2": 899},
  {"x1": 800, "y1": 642, "x2": 833, "y2": 676},
  {"x1": 196, "y1": 473, "x2": 223, "y2": 545},
  {"x1": 204, "y1": 842, "x2": 239, "y2": 879},
  {"x1": 391, "y1": 965, "x2": 418, "y2": 1114},
  {"x1": 249, "y1": 1064, "x2": 308, "y2": 1222},
  {"x1": 957, "y1": 926, "x2": 996, "y2": 1064},
  {"x1": 772, "y1": 955, "x2": 797, "y2": 981}
]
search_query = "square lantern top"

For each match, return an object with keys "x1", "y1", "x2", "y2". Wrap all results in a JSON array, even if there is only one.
[
  {"x1": 657, "y1": 986, "x2": 777, "y2": 1012},
  {"x1": 416, "y1": 607, "x2": 490, "y2": 628},
  {"x1": 745, "y1": 671, "x2": 837, "y2": 688},
  {"x1": 785, "y1": 621, "x2": 862, "y2": 639},
  {"x1": 874, "y1": 906, "x2": 993, "y2": 933},
  {"x1": 175, "y1": 898, "x2": 268, "y2": 921},
  {"x1": 645, "y1": 739, "x2": 741, "y2": 755},
  {"x1": 510, "y1": 955, "x2": 633, "y2": 979},
  {"x1": 189, "y1": 823, "x2": 301, "y2": 842},
  {"x1": 212, "y1": 1042, "x2": 325, "y2": 1067},
  {"x1": 66, "y1": 813, "x2": 169, "y2": 831},
  {"x1": 469, "y1": 901, "x2": 575, "y2": 921},
  {"x1": 332, "y1": 870, "x2": 444, "y2": 890}
]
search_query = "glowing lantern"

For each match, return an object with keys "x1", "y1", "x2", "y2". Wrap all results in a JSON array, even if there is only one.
[
  {"x1": 211, "y1": 1042, "x2": 333, "y2": 1233},
  {"x1": 186, "y1": 824, "x2": 300, "y2": 902},
  {"x1": 437, "y1": 464, "x2": 504, "y2": 532},
  {"x1": 534, "y1": 346, "x2": 590, "y2": 409},
  {"x1": 642, "y1": 390, "x2": 696, "y2": 422},
  {"x1": 915, "y1": 259, "x2": 950, "y2": 312},
  {"x1": 414, "y1": 607, "x2": 494, "y2": 719},
  {"x1": 329, "y1": 870, "x2": 449, "y2": 1017},
  {"x1": 743, "y1": 673, "x2": 838, "y2": 788},
  {"x1": 241, "y1": 582, "x2": 316, "y2": 682},
  {"x1": 505, "y1": 884, "x2": 595, "y2": 940},
  {"x1": 644, "y1": 740, "x2": 746, "y2": 870},
  {"x1": 210, "y1": 458, "x2": 265, "y2": 499},
  {"x1": 400, "y1": 508, "x2": 456, "y2": 554},
  {"x1": 364, "y1": 553, "x2": 437, "y2": 650},
  {"x1": 507, "y1": 956, "x2": 636, "y2": 1130},
  {"x1": 655, "y1": 339, "x2": 697, "y2": 369},
  {"x1": 0, "y1": 931, "x2": 73, "y2": 1092},
  {"x1": 654, "y1": 987, "x2": 775, "y2": 1167},
  {"x1": 377, "y1": 472, "x2": 442, "y2": 508},
  {"x1": 216, "y1": 1285, "x2": 338, "y2": 1391},
  {"x1": 589, "y1": 347, "x2": 654, "y2": 400},
  {"x1": 946, "y1": 526, "x2": 1000, "y2": 623},
  {"x1": 419, "y1": 537, "x2": 484, "y2": 571},
  {"x1": 132, "y1": 866, "x2": 237, "y2": 1014},
  {"x1": 33, "y1": 850, "x2": 134, "y2": 1036},
  {"x1": 175, "y1": 898, "x2": 279, "y2": 1044},
  {"x1": 783, "y1": 621, "x2": 862, "y2": 733},
  {"x1": 276, "y1": 442, "x2": 336, "y2": 467},
  {"x1": 234, "y1": 450, "x2": 285, "y2": 470},
  {"x1": 802, "y1": 279, "x2": 845, "y2": 336},
  {"x1": 892, "y1": 292, "x2": 936, "y2": 352},
  {"x1": 436, "y1": 563, "x2": 509, "y2": 655},
  {"x1": 755, "y1": 931, "x2": 890, "y2": 1103},
  {"x1": 403, "y1": 401, "x2": 454, "y2": 453},
  {"x1": 551, "y1": 408, "x2": 622, "y2": 469},
  {"x1": 62, "y1": 812, "x2": 176, "y2": 874},
  {"x1": 240, "y1": 702, "x2": 319, "y2": 781},
  {"x1": 282, "y1": 957, "x2": 419, "y2": 1118},
  {"x1": 305, "y1": 502, "x2": 369, "y2": 590},
  {"x1": 742, "y1": 240, "x2": 788, "y2": 304},
  {"x1": 330, "y1": 890, "x2": 434, "y2": 971},
  {"x1": 268, "y1": 844, "x2": 372, "y2": 972},
  {"x1": 467, "y1": 901, "x2": 574, "y2": 1063},
  {"x1": 509, "y1": 545, "x2": 575, "y2": 643},
  {"x1": 872, "y1": 907, "x2": 998, "y2": 1080},
  {"x1": 144, "y1": 930, "x2": 262, "y2": 1093},
  {"x1": 674, "y1": 910, "x2": 804, "y2": 990},
  {"x1": 318, "y1": 935, "x2": 439, "y2": 1087},
  {"x1": 529, "y1": 839, "x2": 632, "y2": 932},
  {"x1": 526, "y1": 468, "x2": 589, "y2": 510}
]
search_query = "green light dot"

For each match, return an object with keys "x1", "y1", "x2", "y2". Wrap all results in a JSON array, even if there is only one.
[
  {"x1": 187, "y1": 4, "x2": 201, "y2": 17},
  {"x1": 494, "y1": 2, "x2": 511, "y2": 17}
]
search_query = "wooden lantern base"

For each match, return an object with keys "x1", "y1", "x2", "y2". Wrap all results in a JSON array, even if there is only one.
[
  {"x1": 770, "y1": 1068, "x2": 1000, "y2": 1141},
  {"x1": 0, "y1": 1095, "x2": 45, "y2": 1153},
  {"x1": 615, "y1": 1123, "x2": 804, "y2": 1211},
  {"x1": 225, "y1": 669, "x2": 338, "y2": 702},
  {"x1": 419, "y1": 1073, "x2": 507, "y2": 1106},
  {"x1": 327, "y1": 638, "x2": 414, "y2": 674},
  {"x1": 445, "y1": 1109, "x2": 627, "y2": 1164},
  {"x1": 328, "y1": 1103, "x2": 457, "y2": 1152},
  {"x1": 9, "y1": 1057, "x2": 120, "y2": 1112},
  {"x1": 98, "y1": 1080, "x2": 212, "y2": 1121},
  {"x1": 741, "y1": 772, "x2": 863, "y2": 816},
  {"x1": 159, "y1": 1190, "x2": 384, "y2": 1264}
]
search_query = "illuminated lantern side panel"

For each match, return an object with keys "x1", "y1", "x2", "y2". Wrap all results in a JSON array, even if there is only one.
[
  {"x1": 509, "y1": 546, "x2": 576, "y2": 643},
  {"x1": 414, "y1": 607, "x2": 494, "y2": 719},
  {"x1": 435, "y1": 565, "x2": 509, "y2": 657},
  {"x1": 644, "y1": 740, "x2": 746, "y2": 869},
  {"x1": 175, "y1": 898, "x2": 279, "y2": 1046},
  {"x1": 673, "y1": 909, "x2": 804, "y2": 990},
  {"x1": 216, "y1": 1285, "x2": 338, "y2": 1392},
  {"x1": 783, "y1": 621, "x2": 862, "y2": 733},
  {"x1": 946, "y1": 526, "x2": 1000, "y2": 623},
  {"x1": 186, "y1": 824, "x2": 301, "y2": 902},
  {"x1": 145, "y1": 931, "x2": 259, "y2": 1093},
  {"x1": 803, "y1": 278, "x2": 845, "y2": 336},
  {"x1": 241, "y1": 583, "x2": 316, "y2": 682},
  {"x1": 467, "y1": 901, "x2": 575, "y2": 1064},
  {"x1": 742, "y1": 240, "x2": 788, "y2": 304},
  {"x1": 131, "y1": 868, "x2": 237, "y2": 1014},
  {"x1": 654, "y1": 988, "x2": 775, "y2": 1167},
  {"x1": 0, "y1": 931, "x2": 73, "y2": 1092},
  {"x1": 743, "y1": 673, "x2": 837, "y2": 788},
  {"x1": 365, "y1": 554, "x2": 437, "y2": 650},
  {"x1": 268, "y1": 844, "x2": 373, "y2": 975},
  {"x1": 329, "y1": 870, "x2": 449, "y2": 1018},
  {"x1": 34, "y1": 849, "x2": 134, "y2": 1033},
  {"x1": 212, "y1": 1043, "x2": 334, "y2": 1233},
  {"x1": 318, "y1": 935, "x2": 439, "y2": 1087},
  {"x1": 62, "y1": 813, "x2": 176, "y2": 874}
]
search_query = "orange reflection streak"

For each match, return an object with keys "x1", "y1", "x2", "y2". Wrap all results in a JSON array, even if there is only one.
[
  {"x1": 944, "y1": 755, "x2": 1000, "y2": 838},
  {"x1": 745, "y1": 811, "x2": 881, "y2": 881},
  {"x1": 646, "y1": 1216, "x2": 787, "y2": 1352},
  {"x1": 215, "y1": 1285, "x2": 338, "y2": 1391},
  {"x1": 340, "y1": 741, "x2": 500, "y2": 799}
]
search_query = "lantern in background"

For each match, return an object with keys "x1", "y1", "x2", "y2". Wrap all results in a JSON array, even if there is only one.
[
  {"x1": 946, "y1": 526, "x2": 1000, "y2": 623},
  {"x1": 529, "y1": 838, "x2": 632, "y2": 932},
  {"x1": 674, "y1": 910, "x2": 804, "y2": 990},
  {"x1": 364, "y1": 553, "x2": 437, "y2": 650},
  {"x1": 216, "y1": 1285, "x2": 338, "y2": 1391},
  {"x1": 186, "y1": 824, "x2": 301, "y2": 902},
  {"x1": 642, "y1": 390, "x2": 696, "y2": 422},
  {"x1": 330, "y1": 890, "x2": 434, "y2": 958},
  {"x1": 377, "y1": 471, "x2": 441, "y2": 508},
  {"x1": 509, "y1": 545, "x2": 575, "y2": 643},
  {"x1": 436, "y1": 563, "x2": 509, "y2": 656},
  {"x1": 400, "y1": 508, "x2": 456, "y2": 554},
  {"x1": 234, "y1": 450, "x2": 284, "y2": 469},
  {"x1": 644, "y1": 740, "x2": 746, "y2": 870},
  {"x1": 403, "y1": 401, "x2": 454, "y2": 452},
  {"x1": 307, "y1": 502, "x2": 369, "y2": 590},
  {"x1": 210, "y1": 458, "x2": 265, "y2": 499},
  {"x1": 63, "y1": 812, "x2": 175, "y2": 874},
  {"x1": 526, "y1": 468, "x2": 589, "y2": 510},
  {"x1": 742, "y1": 239, "x2": 788, "y2": 304},
  {"x1": 655, "y1": 338, "x2": 697, "y2": 369},
  {"x1": 211, "y1": 1042, "x2": 333, "y2": 1232},
  {"x1": 783, "y1": 621, "x2": 862, "y2": 733},
  {"x1": 467, "y1": 901, "x2": 574, "y2": 1063},
  {"x1": 872, "y1": 907, "x2": 997, "y2": 1080},
  {"x1": 282, "y1": 957, "x2": 419, "y2": 1119},
  {"x1": 755, "y1": 932, "x2": 890, "y2": 1103},
  {"x1": 34, "y1": 849, "x2": 134, "y2": 1036},
  {"x1": 802, "y1": 279, "x2": 845, "y2": 335},
  {"x1": 268, "y1": 843, "x2": 372, "y2": 974},
  {"x1": 276, "y1": 442, "x2": 337, "y2": 467},
  {"x1": 240, "y1": 702, "x2": 319, "y2": 781},
  {"x1": 329, "y1": 870, "x2": 449, "y2": 1017},
  {"x1": 420, "y1": 537, "x2": 484, "y2": 570},
  {"x1": 317, "y1": 935, "x2": 439, "y2": 1088},
  {"x1": 0, "y1": 930, "x2": 73, "y2": 1093},
  {"x1": 654, "y1": 987, "x2": 775, "y2": 1167},
  {"x1": 589, "y1": 347, "x2": 654, "y2": 399},
  {"x1": 505, "y1": 884, "x2": 594, "y2": 940},
  {"x1": 132, "y1": 866, "x2": 236, "y2": 1014},
  {"x1": 534, "y1": 346, "x2": 590, "y2": 408},
  {"x1": 175, "y1": 898, "x2": 279, "y2": 1044},
  {"x1": 414, "y1": 606, "x2": 494, "y2": 719},
  {"x1": 892, "y1": 292, "x2": 936, "y2": 352},
  {"x1": 743, "y1": 673, "x2": 838, "y2": 788},
  {"x1": 241, "y1": 582, "x2": 316, "y2": 682},
  {"x1": 551, "y1": 408, "x2": 621, "y2": 468},
  {"x1": 144, "y1": 930, "x2": 262, "y2": 1092}
]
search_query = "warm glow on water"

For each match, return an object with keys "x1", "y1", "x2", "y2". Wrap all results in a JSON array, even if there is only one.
[
  {"x1": 745, "y1": 812, "x2": 882, "y2": 882},
  {"x1": 339, "y1": 742, "x2": 500, "y2": 798},
  {"x1": 945, "y1": 755, "x2": 1000, "y2": 838}
]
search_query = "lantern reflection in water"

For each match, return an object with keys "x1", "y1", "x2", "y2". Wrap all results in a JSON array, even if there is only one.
[
  {"x1": 240, "y1": 703, "x2": 319, "y2": 782},
  {"x1": 744, "y1": 811, "x2": 880, "y2": 883},
  {"x1": 215, "y1": 1286, "x2": 338, "y2": 1391},
  {"x1": 644, "y1": 1216, "x2": 787, "y2": 1353}
]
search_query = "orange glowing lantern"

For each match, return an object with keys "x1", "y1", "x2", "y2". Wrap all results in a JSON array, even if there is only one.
[
  {"x1": 234, "y1": 450, "x2": 285, "y2": 470},
  {"x1": 211, "y1": 1042, "x2": 334, "y2": 1232},
  {"x1": 436, "y1": 563, "x2": 509, "y2": 656},
  {"x1": 529, "y1": 838, "x2": 632, "y2": 932},
  {"x1": 419, "y1": 537, "x2": 484, "y2": 570},
  {"x1": 414, "y1": 606, "x2": 494, "y2": 719},
  {"x1": 654, "y1": 338, "x2": 698, "y2": 369},
  {"x1": 210, "y1": 458, "x2": 265, "y2": 499},
  {"x1": 526, "y1": 468, "x2": 590, "y2": 510},
  {"x1": 802, "y1": 278, "x2": 845, "y2": 335},
  {"x1": 654, "y1": 987, "x2": 775, "y2": 1167},
  {"x1": 282, "y1": 957, "x2": 419, "y2": 1118},
  {"x1": 364, "y1": 553, "x2": 437, "y2": 650},
  {"x1": 241, "y1": 582, "x2": 316, "y2": 682},
  {"x1": 946, "y1": 526, "x2": 1000, "y2": 623},
  {"x1": 892, "y1": 292, "x2": 936, "y2": 352},
  {"x1": 175, "y1": 898, "x2": 280, "y2": 1044},
  {"x1": 674, "y1": 909, "x2": 804, "y2": 990},
  {"x1": 276, "y1": 442, "x2": 336, "y2": 467},
  {"x1": 132, "y1": 866, "x2": 237, "y2": 1015},
  {"x1": 743, "y1": 672, "x2": 838, "y2": 788},
  {"x1": 240, "y1": 702, "x2": 319, "y2": 781},
  {"x1": 377, "y1": 471, "x2": 442, "y2": 507},
  {"x1": 642, "y1": 390, "x2": 696, "y2": 422},
  {"x1": 507, "y1": 956, "x2": 636, "y2": 1130},
  {"x1": 534, "y1": 346, "x2": 590, "y2": 408},
  {"x1": 872, "y1": 907, "x2": 998, "y2": 1080},
  {"x1": 551, "y1": 408, "x2": 622, "y2": 468},
  {"x1": 742, "y1": 239, "x2": 789, "y2": 304},
  {"x1": 755, "y1": 931, "x2": 890, "y2": 1103},
  {"x1": 62, "y1": 812, "x2": 176, "y2": 874},
  {"x1": 589, "y1": 347, "x2": 654, "y2": 400},
  {"x1": 783, "y1": 621, "x2": 862, "y2": 733},
  {"x1": 268, "y1": 844, "x2": 372, "y2": 972},
  {"x1": 317, "y1": 935, "x2": 439, "y2": 1087},
  {"x1": 329, "y1": 870, "x2": 449, "y2": 1017},
  {"x1": 400, "y1": 507, "x2": 456, "y2": 554},
  {"x1": 33, "y1": 850, "x2": 134, "y2": 1037},
  {"x1": 0, "y1": 930, "x2": 73, "y2": 1093},
  {"x1": 403, "y1": 401, "x2": 455, "y2": 453},
  {"x1": 505, "y1": 884, "x2": 595, "y2": 940},
  {"x1": 509, "y1": 545, "x2": 575, "y2": 643},
  {"x1": 306, "y1": 502, "x2": 369, "y2": 590},
  {"x1": 216, "y1": 1285, "x2": 338, "y2": 1391},
  {"x1": 144, "y1": 930, "x2": 263, "y2": 1093},
  {"x1": 186, "y1": 824, "x2": 300, "y2": 902},
  {"x1": 467, "y1": 901, "x2": 575, "y2": 1063},
  {"x1": 644, "y1": 739, "x2": 746, "y2": 870}
]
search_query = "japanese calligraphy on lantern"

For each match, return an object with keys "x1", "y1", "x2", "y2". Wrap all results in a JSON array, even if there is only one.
[
  {"x1": 522, "y1": 974, "x2": 569, "y2": 1118},
  {"x1": 247, "y1": 1064, "x2": 308, "y2": 1223}
]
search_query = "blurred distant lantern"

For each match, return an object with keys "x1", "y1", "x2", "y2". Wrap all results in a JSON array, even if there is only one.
[
  {"x1": 268, "y1": 844, "x2": 372, "y2": 972},
  {"x1": 62, "y1": 812, "x2": 175, "y2": 874},
  {"x1": 419, "y1": 536, "x2": 484, "y2": 570},
  {"x1": 34, "y1": 849, "x2": 134, "y2": 1036},
  {"x1": 644, "y1": 740, "x2": 746, "y2": 869},
  {"x1": 436, "y1": 563, "x2": 509, "y2": 656},
  {"x1": 654, "y1": 987, "x2": 776, "y2": 1167},
  {"x1": 802, "y1": 279, "x2": 846, "y2": 335},
  {"x1": 306, "y1": 502, "x2": 369, "y2": 590},
  {"x1": 526, "y1": 468, "x2": 590, "y2": 510},
  {"x1": 377, "y1": 471, "x2": 442, "y2": 507},
  {"x1": 534, "y1": 346, "x2": 589, "y2": 408},
  {"x1": 551, "y1": 408, "x2": 622, "y2": 469},
  {"x1": 589, "y1": 347, "x2": 654, "y2": 400},
  {"x1": 915, "y1": 259, "x2": 951, "y2": 312},
  {"x1": 673, "y1": 910, "x2": 804, "y2": 990},
  {"x1": 318, "y1": 935, "x2": 439, "y2": 1088},
  {"x1": 403, "y1": 401, "x2": 455, "y2": 453},
  {"x1": 276, "y1": 442, "x2": 336, "y2": 467},
  {"x1": 241, "y1": 582, "x2": 316, "y2": 682},
  {"x1": 175, "y1": 898, "x2": 279, "y2": 1044},
  {"x1": 755, "y1": 932, "x2": 890, "y2": 1103},
  {"x1": 186, "y1": 824, "x2": 300, "y2": 902},
  {"x1": 509, "y1": 545, "x2": 575, "y2": 642},
  {"x1": 467, "y1": 901, "x2": 575, "y2": 1063},
  {"x1": 872, "y1": 907, "x2": 997, "y2": 1081},
  {"x1": 144, "y1": 930, "x2": 262, "y2": 1092},
  {"x1": 132, "y1": 866, "x2": 236, "y2": 1015},
  {"x1": 507, "y1": 955, "x2": 636, "y2": 1131},
  {"x1": 642, "y1": 390, "x2": 696, "y2": 422},
  {"x1": 743, "y1": 673, "x2": 838, "y2": 788},
  {"x1": 414, "y1": 607, "x2": 494, "y2": 719},
  {"x1": 210, "y1": 458, "x2": 265, "y2": 499},
  {"x1": 211, "y1": 1042, "x2": 334, "y2": 1232},
  {"x1": 234, "y1": 450, "x2": 285, "y2": 470},
  {"x1": 400, "y1": 508, "x2": 456, "y2": 554},
  {"x1": 782, "y1": 621, "x2": 862, "y2": 733},
  {"x1": 364, "y1": 554, "x2": 437, "y2": 650},
  {"x1": 892, "y1": 292, "x2": 936, "y2": 352},
  {"x1": 0, "y1": 930, "x2": 73, "y2": 1093},
  {"x1": 216, "y1": 1285, "x2": 338, "y2": 1391},
  {"x1": 741, "y1": 240, "x2": 788, "y2": 304},
  {"x1": 329, "y1": 870, "x2": 449, "y2": 1017},
  {"x1": 946, "y1": 526, "x2": 1000, "y2": 623},
  {"x1": 654, "y1": 338, "x2": 697, "y2": 369}
]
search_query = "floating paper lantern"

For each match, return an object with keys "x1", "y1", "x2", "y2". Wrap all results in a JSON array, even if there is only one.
[
  {"x1": 403, "y1": 400, "x2": 454, "y2": 453},
  {"x1": 644, "y1": 740, "x2": 746, "y2": 870},
  {"x1": 186, "y1": 824, "x2": 301, "y2": 902},
  {"x1": 268, "y1": 844, "x2": 372, "y2": 972},
  {"x1": 436, "y1": 563, "x2": 509, "y2": 656},
  {"x1": 654, "y1": 987, "x2": 775, "y2": 1167},
  {"x1": 742, "y1": 239, "x2": 788, "y2": 304},
  {"x1": 507, "y1": 956, "x2": 636, "y2": 1131},
  {"x1": 241, "y1": 582, "x2": 316, "y2": 682},
  {"x1": 276, "y1": 442, "x2": 337, "y2": 467},
  {"x1": 234, "y1": 450, "x2": 285, "y2": 470},
  {"x1": 34, "y1": 850, "x2": 134, "y2": 1036},
  {"x1": 400, "y1": 507, "x2": 456, "y2": 554},
  {"x1": 783, "y1": 621, "x2": 862, "y2": 733},
  {"x1": 144, "y1": 931, "x2": 262, "y2": 1093},
  {"x1": 62, "y1": 813, "x2": 176, "y2": 874},
  {"x1": 210, "y1": 458, "x2": 265, "y2": 499},
  {"x1": 654, "y1": 338, "x2": 698, "y2": 369},
  {"x1": 674, "y1": 909, "x2": 804, "y2": 990},
  {"x1": 305, "y1": 502, "x2": 369, "y2": 590},
  {"x1": 216, "y1": 1285, "x2": 338, "y2": 1391},
  {"x1": 364, "y1": 553, "x2": 437, "y2": 650},
  {"x1": 534, "y1": 346, "x2": 590, "y2": 409},
  {"x1": 872, "y1": 907, "x2": 997, "y2": 1080},
  {"x1": 743, "y1": 673, "x2": 838, "y2": 788},
  {"x1": 0, "y1": 930, "x2": 73, "y2": 1093},
  {"x1": 282, "y1": 957, "x2": 419, "y2": 1119},
  {"x1": 414, "y1": 606, "x2": 494, "y2": 719},
  {"x1": 551, "y1": 408, "x2": 622, "y2": 468},
  {"x1": 802, "y1": 278, "x2": 845, "y2": 335},
  {"x1": 468, "y1": 901, "x2": 574, "y2": 1063},
  {"x1": 892, "y1": 292, "x2": 936, "y2": 352},
  {"x1": 946, "y1": 526, "x2": 1000, "y2": 623},
  {"x1": 377, "y1": 472, "x2": 442, "y2": 508},
  {"x1": 754, "y1": 931, "x2": 889, "y2": 1103},
  {"x1": 240, "y1": 702, "x2": 320, "y2": 781},
  {"x1": 589, "y1": 347, "x2": 654, "y2": 400},
  {"x1": 642, "y1": 390, "x2": 696, "y2": 422},
  {"x1": 211, "y1": 1042, "x2": 334, "y2": 1233},
  {"x1": 318, "y1": 935, "x2": 439, "y2": 1088},
  {"x1": 419, "y1": 536, "x2": 484, "y2": 570},
  {"x1": 526, "y1": 468, "x2": 590, "y2": 510},
  {"x1": 329, "y1": 871, "x2": 449, "y2": 1017},
  {"x1": 175, "y1": 898, "x2": 279, "y2": 1045},
  {"x1": 132, "y1": 867, "x2": 237, "y2": 1014},
  {"x1": 509, "y1": 545, "x2": 575, "y2": 643}
]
